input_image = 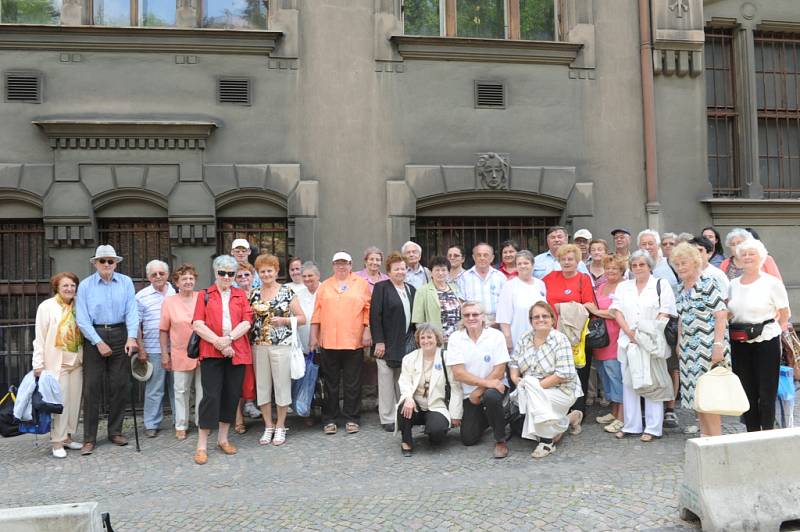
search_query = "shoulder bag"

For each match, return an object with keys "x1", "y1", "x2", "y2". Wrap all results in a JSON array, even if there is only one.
[
  {"x1": 656, "y1": 279, "x2": 679, "y2": 348},
  {"x1": 583, "y1": 278, "x2": 609, "y2": 349},
  {"x1": 186, "y1": 290, "x2": 208, "y2": 359},
  {"x1": 289, "y1": 316, "x2": 306, "y2": 380},
  {"x1": 693, "y1": 363, "x2": 749, "y2": 416}
]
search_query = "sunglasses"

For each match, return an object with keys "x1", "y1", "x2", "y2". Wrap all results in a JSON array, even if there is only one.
[
  {"x1": 463, "y1": 312, "x2": 482, "y2": 318},
  {"x1": 149, "y1": 271, "x2": 167, "y2": 277},
  {"x1": 236, "y1": 272, "x2": 252, "y2": 278},
  {"x1": 217, "y1": 270, "x2": 236, "y2": 278},
  {"x1": 96, "y1": 258, "x2": 116, "y2": 265},
  {"x1": 531, "y1": 314, "x2": 551, "y2": 321}
]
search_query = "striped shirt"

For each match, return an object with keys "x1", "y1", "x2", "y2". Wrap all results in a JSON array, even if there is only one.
[
  {"x1": 456, "y1": 266, "x2": 506, "y2": 317},
  {"x1": 136, "y1": 284, "x2": 176, "y2": 353},
  {"x1": 510, "y1": 329, "x2": 581, "y2": 396}
]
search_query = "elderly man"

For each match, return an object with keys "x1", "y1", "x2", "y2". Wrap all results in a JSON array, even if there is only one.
[
  {"x1": 456, "y1": 243, "x2": 506, "y2": 323},
  {"x1": 573, "y1": 229, "x2": 592, "y2": 263},
  {"x1": 401, "y1": 241, "x2": 430, "y2": 290},
  {"x1": 76, "y1": 245, "x2": 139, "y2": 455},
  {"x1": 637, "y1": 229, "x2": 678, "y2": 294},
  {"x1": 136, "y1": 259, "x2": 176, "y2": 438},
  {"x1": 533, "y1": 226, "x2": 590, "y2": 279},
  {"x1": 611, "y1": 228, "x2": 632, "y2": 261},
  {"x1": 231, "y1": 238, "x2": 261, "y2": 289}
]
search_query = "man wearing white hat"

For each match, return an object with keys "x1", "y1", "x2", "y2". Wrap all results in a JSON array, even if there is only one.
[
  {"x1": 231, "y1": 238, "x2": 261, "y2": 289},
  {"x1": 75, "y1": 244, "x2": 139, "y2": 454},
  {"x1": 573, "y1": 229, "x2": 593, "y2": 263}
]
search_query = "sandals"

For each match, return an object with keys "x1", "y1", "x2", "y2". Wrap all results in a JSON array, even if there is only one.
[
  {"x1": 272, "y1": 427, "x2": 288, "y2": 446},
  {"x1": 614, "y1": 431, "x2": 626, "y2": 439},
  {"x1": 401, "y1": 444, "x2": 413, "y2": 457},
  {"x1": 640, "y1": 433, "x2": 659, "y2": 443},
  {"x1": 259, "y1": 427, "x2": 275, "y2": 445},
  {"x1": 568, "y1": 410, "x2": 583, "y2": 435},
  {"x1": 345, "y1": 422, "x2": 360, "y2": 434},
  {"x1": 603, "y1": 419, "x2": 625, "y2": 433},
  {"x1": 194, "y1": 449, "x2": 208, "y2": 465},
  {"x1": 234, "y1": 423, "x2": 247, "y2": 435},
  {"x1": 323, "y1": 423, "x2": 337, "y2": 435},
  {"x1": 531, "y1": 441, "x2": 555, "y2": 459}
]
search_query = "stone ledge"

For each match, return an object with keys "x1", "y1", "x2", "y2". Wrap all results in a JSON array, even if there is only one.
[
  {"x1": 390, "y1": 35, "x2": 581, "y2": 65},
  {"x1": 0, "y1": 25, "x2": 281, "y2": 55},
  {"x1": 701, "y1": 198, "x2": 800, "y2": 224}
]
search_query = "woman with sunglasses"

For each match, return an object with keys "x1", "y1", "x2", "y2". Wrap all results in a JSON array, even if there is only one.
[
  {"x1": 191, "y1": 255, "x2": 253, "y2": 465},
  {"x1": 509, "y1": 301, "x2": 581, "y2": 459}
]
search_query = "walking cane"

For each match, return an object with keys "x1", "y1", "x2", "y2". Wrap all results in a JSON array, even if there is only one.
[{"x1": 128, "y1": 348, "x2": 141, "y2": 453}]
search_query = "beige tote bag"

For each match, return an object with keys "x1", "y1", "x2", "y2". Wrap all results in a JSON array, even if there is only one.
[{"x1": 694, "y1": 365, "x2": 750, "y2": 416}]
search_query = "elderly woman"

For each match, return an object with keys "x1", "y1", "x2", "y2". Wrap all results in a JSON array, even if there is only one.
[
  {"x1": 396, "y1": 324, "x2": 463, "y2": 456},
  {"x1": 159, "y1": 264, "x2": 201, "y2": 441},
  {"x1": 249, "y1": 254, "x2": 306, "y2": 446},
  {"x1": 447, "y1": 245, "x2": 467, "y2": 284},
  {"x1": 309, "y1": 251, "x2": 372, "y2": 435},
  {"x1": 355, "y1": 246, "x2": 389, "y2": 293},
  {"x1": 498, "y1": 239, "x2": 519, "y2": 279},
  {"x1": 701, "y1": 227, "x2": 725, "y2": 268},
  {"x1": 727, "y1": 238, "x2": 790, "y2": 432},
  {"x1": 286, "y1": 256, "x2": 305, "y2": 294},
  {"x1": 638, "y1": 229, "x2": 678, "y2": 293},
  {"x1": 370, "y1": 252, "x2": 417, "y2": 432},
  {"x1": 591, "y1": 255, "x2": 626, "y2": 433},
  {"x1": 32, "y1": 272, "x2": 83, "y2": 458},
  {"x1": 233, "y1": 261, "x2": 259, "y2": 425},
  {"x1": 235, "y1": 262, "x2": 255, "y2": 293},
  {"x1": 411, "y1": 255, "x2": 462, "y2": 345},
  {"x1": 610, "y1": 250, "x2": 677, "y2": 442},
  {"x1": 497, "y1": 250, "x2": 547, "y2": 354},
  {"x1": 588, "y1": 239, "x2": 609, "y2": 286},
  {"x1": 191, "y1": 255, "x2": 253, "y2": 464},
  {"x1": 670, "y1": 243, "x2": 730, "y2": 437},
  {"x1": 510, "y1": 301, "x2": 581, "y2": 459},
  {"x1": 720, "y1": 228, "x2": 782, "y2": 281},
  {"x1": 660, "y1": 232, "x2": 677, "y2": 261},
  {"x1": 543, "y1": 243, "x2": 595, "y2": 422}
]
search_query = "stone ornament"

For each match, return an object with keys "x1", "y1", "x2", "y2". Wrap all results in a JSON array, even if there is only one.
[{"x1": 476, "y1": 152, "x2": 510, "y2": 190}]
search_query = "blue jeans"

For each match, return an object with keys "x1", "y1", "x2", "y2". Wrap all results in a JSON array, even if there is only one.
[{"x1": 143, "y1": 354, "x2": 175, "y2": 430}]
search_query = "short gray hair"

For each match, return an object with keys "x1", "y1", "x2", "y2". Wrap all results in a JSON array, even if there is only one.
[
  {"x1": 677, "y1": 232, "x2": 694, "y2": 244},
  {"x1": 457, "y1": 300, "x2": 486, "y2": 331},
  {"x1": 401, "y1": 241, "x2": 422, "y2": 255},
  {"x1": 661, "y1": 232, "x2": 677, "y2": 243},
  {"x1": 362, "y1": 246, "x2": 384, "y2": 262},
  {"x1": 301, "y1": 261, "x2": 320, "y2": 277},
  {"x1": 637, "y1": 229, "x2": 661, "y2": 246},
  {"x1": 212, "y1": 254, "x2": 238, "y2": 272},
  {"x1": 725, "y1": 228, "x2": 752, "y2": 249},
  {"x1": 734, "y1": 238, "x2": 768, "y2": 268},
  {"x1": 515, "y1": 249, "x2": 535, "y2": 264},
  {"x1": 629, "y1": 249, "x2": 655, "y2": 270},
  {"x1": 145, "y1": 259, "x2": 169, "y2": 276}
]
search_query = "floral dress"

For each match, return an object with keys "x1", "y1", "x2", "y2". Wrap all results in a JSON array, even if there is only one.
[
  {"x1": 249, "y1": 285, "x2": 296, "y2": 346},
  {"x1": 675, "y1": 275, "x2": 730, "y2": 408}
]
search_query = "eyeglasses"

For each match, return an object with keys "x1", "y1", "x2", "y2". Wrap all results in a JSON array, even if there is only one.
[
  {"x1": 96, "y1": 258, "x2": 116, "y2": 265},
  {"x1": 149, "y1": 272, "x2": 167, "y2": 277},
  {"x1": 217, "y1": 270, "x2": 236, "y2": 278},
  {"x1": 236, "y1": 272, "x2": 252, "y2": 278},
  {"x1": 531, "y1": 314, "x2": 551, "y2": 321},
  {"x1": 463, "y1": 313, "x2": 482, "y2": 318}
]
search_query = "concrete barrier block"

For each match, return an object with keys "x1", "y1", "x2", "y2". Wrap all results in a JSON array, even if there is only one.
[
  {"x1": 0, "y1": 502, "x2": 104, "y2": 531},
  {"x1": 680, "y1": 427, "x2": 800, "y2": 531}
]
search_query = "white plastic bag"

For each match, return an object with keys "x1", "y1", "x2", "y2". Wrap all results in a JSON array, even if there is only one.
[{"x1": 289, "y1": 317, "x2": 305, "y2": 380}]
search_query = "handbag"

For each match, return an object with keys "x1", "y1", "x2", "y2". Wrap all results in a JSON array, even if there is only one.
[
  {"x1": 580, "y1": 275, "x2": 609, "y2": 349},
  {"x1": 693, "y1": 364, "x2": 750, "y2": 416},
  {"x1": 289, "y1": 317, "x2": 306, "y2": 380},
  {"x1": 729, "y1": 319, "x2": 773, "y2": 342},
  {"x1": 186, "y1": 290, "x2": 209, "y2": 359},
  {"x1": 291, "y1": 351, "x2": 319, "y2": 417},
  {"x1": 572, "y1": 320, "x2": 589, "y2": 369},
  {"x1": 655, "y1": 279, "x2": 679, "y2": 347},
  {"x1": 780, "y1": 324, "x2": 800, "y2": 380},
  {"x1": 440, "y1": 349, "x2": 451, "y2": 405},
  {"x1": 0, "y1": 387, "x2": 20, "y2": 438}
]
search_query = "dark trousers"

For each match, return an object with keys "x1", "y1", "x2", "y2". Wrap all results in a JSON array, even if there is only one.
[
  {"x1": 731, "y1": 336, "x2": 781, "y2": 431},
  {"x1": 83, "y1": 325, "x2": 129, "y2": 442},
  {"x1": 572, "y1": 349, "x2": 593, "y2": 414},
  {"x1": 198, "y1": 357, "x2": 245, "y2": 429},
  {"x1": 460, "y1": 389, "x2": 506, "y2": 445},
  {"x1": 320, "y1": 348, "x2": 363, "y2": 424},
  {"x1": 396, "y1": 407, "x2": 449, "y2": 446}
]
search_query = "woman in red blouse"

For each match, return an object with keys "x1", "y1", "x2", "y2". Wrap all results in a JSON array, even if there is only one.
[
  {"x1": 543, "y1": 243, "x2": 595, "y2": 422},
  {"x1": 191, "y1": 255, "x2": 253, "y2": 465}
]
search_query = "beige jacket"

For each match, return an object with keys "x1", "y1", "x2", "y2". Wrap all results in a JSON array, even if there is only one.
[
  {"x1": 395, "y1": 347, "x2": 463, "y2": 429},
  {"x1": 32, "y1": 297, "x2": 83, "y2": 373}
]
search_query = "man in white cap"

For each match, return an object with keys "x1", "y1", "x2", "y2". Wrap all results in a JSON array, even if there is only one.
[
  {"x1": 231, "y1": 238, "x2": 261, "y2": 289},
  {"x1": 76, "y1": 244, "x2": 139, "y2": 454},
  {"x1": 533, "y1": 226, "x2": 590, "y2": 279},
  {"x1": 573, "y1": 229, "x2": 592, "y2": 263}
]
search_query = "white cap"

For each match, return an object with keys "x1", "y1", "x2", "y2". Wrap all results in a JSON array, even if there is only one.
[
  {"x1": 231, "y1": 238, "x2": 250, "y2": 250},
  {"x1": 332, "y1": 251, "x2": 352, "y2": 263},
  {"x1": 573, "y1": 229, "x2": 592, "y2": 241}
]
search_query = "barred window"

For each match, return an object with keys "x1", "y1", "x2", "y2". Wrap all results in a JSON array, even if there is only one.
[
  {"x1": 705, "y1": 29, "x2": 739, "y2": 197},
  {"x1": 755, "y1": 32, "x2": 800, "y2": 198},
  {"x1": 97, "y1": 219, "x2": 171, "y2": 290},
  {"x1": 216, "y1": 219, "x2": 289, "y2": 280}
]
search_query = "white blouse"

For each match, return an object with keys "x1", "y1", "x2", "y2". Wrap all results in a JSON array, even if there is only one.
[
  {"x1": 609, "y1": 275, "x2": 676, "y2": 349},
  {"x1": 728, "y1": 273, "x2": 789, "y2": 343}
]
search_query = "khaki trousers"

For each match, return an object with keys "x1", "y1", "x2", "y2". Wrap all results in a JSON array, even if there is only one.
[{"x1": 51, "y1": 361, "x2": 82, "y2": 444}]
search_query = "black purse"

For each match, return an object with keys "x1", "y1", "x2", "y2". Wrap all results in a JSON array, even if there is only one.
[
  {"x1": 440, "y1": 349, "x2": 451, "y2": 405},
  {"x1": 656, "y1": 279, "x2": 679, "y2": 347},
  {"x1": 186, "y1": 290, "x2": 209, "y2": 359},
  {"x1": 582, "y1": 277, "x2": 609, "y2": 349}
]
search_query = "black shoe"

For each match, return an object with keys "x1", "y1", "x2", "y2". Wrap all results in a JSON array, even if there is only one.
[
  {"x1": 382, "y1": 423, "x2": 395, "y2": 432},
  {"x1": 401, "y1": 445, "x2": 413, "y2": 457}
]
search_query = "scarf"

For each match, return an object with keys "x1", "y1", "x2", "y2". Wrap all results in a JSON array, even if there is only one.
[{"x1": 54, "y1": 294, "x2": 82, "y2": 353}]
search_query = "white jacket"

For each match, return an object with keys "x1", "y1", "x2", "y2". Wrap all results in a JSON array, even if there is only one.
[
  {"x1": 513, "y1": 375, "x2": 563, "y2": 441},
  {"x1": 395, "y1": 348, "x2": 464, "y2": 432},
  {"x1": 13, "y1": 370, "x2": 63, "y2": 421},
  {"x1": 619, "y1": 319, "x2": 673, "y2": 401}
]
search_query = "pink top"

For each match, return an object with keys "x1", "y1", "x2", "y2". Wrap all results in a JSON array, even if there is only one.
[
  {"x1": 159, "y1": 293, "x2": 199, "y2": 371},
  {"x1": 355, "y1": 268, "x2": 389, "y2": 293},
  {"x1": 591, "y1": 285, "x2": 621, "y2": 361}
]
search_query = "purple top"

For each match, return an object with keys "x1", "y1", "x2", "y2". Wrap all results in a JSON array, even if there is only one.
[{"x1": 355, "y1": 269, "x2": 389, "y2": 293}]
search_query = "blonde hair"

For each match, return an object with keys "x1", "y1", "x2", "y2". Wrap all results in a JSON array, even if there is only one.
[
  {"x1": 457, "y1": 301, "x2": 486, "y2": 331},
  {"x1": 555, "y1": 243, "x2": 581, "y2": 261},
  {"x1": 669, "y1": 242, "x2": 703, "y2": 270}
]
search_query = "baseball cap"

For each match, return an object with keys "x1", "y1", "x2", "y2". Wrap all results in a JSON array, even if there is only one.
[
  {"x1": 573, "y1": 229, "x2": 592, "y2": 241},
  {"x1": 231, "y1": 238, "x2": 250, "y2": 250},
  {"x1": 332, "y1": 251, "x2": 352, "y2": 263}
]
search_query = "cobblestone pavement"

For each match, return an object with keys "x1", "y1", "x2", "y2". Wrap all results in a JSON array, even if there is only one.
[{"x1": 1, "y1": 397, "x2": 798, "y2": 531}]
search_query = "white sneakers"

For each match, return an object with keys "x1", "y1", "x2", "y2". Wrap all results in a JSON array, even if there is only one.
[{"x1": 52, "y1": 447, "x2": 67, "y2": 459}]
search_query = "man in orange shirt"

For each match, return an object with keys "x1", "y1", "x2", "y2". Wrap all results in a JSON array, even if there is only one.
[{"x1": 309, "y1": 252, "x2": 372, "y2": 435}]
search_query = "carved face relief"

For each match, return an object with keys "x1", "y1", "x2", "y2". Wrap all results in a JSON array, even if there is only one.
[
  {"x1": 668, "y1": 0, "x2": 689, "y2": 19},
  {"x1": 476, "y1": 152, "x2": 510, "y2": 190}
]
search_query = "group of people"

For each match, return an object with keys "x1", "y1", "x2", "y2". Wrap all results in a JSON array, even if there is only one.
[{"x1": 29, "y1": 224, "x2": 792, "y2": 463}]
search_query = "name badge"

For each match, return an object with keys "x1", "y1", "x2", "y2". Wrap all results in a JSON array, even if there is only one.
[
  {"x1": 483, "y1": 355, "x2": 491, "y2": 363},
  {"x1": 564, "y1": 289, "x2": 572, "y2": 295},
  {"x1": 434, "y1": 363, "x2": 442, "y2": 370}
]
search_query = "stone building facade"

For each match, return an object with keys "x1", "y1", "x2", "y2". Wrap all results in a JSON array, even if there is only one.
[{"x1": 1, "y1": 0, "x2": 799, "y2": 330}]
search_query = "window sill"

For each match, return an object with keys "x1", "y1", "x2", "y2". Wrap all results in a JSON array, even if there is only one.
[
  {"x1": 702, "y1": 197, "x2": 800, "y2": 222},
  {"x1": 0, "y1": 24, "x2": 282, "y2": 55},
  {"x1": 390, "y1": 35, "x2": 581, "y2": 65}
]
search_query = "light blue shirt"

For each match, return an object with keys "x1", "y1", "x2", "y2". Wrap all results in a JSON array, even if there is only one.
[
  {"x1": 533, "y1": 250, "x2": 590, "y2": 280},
  {"x1": 76, "y1": 271, "x2": 139, "y2": 345},
  {"x1": 652, "y1": 258, "x2": 679, "y2": 295},
  {"x1": 456, "y1": 266, "x2": 506, "y2": 317},
  {"x1": 405, "y1": 265, "x2": 430, "y2": 290},
  {"x1": 136, "y1": 283, "x2": 176, "y2": 353}
]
